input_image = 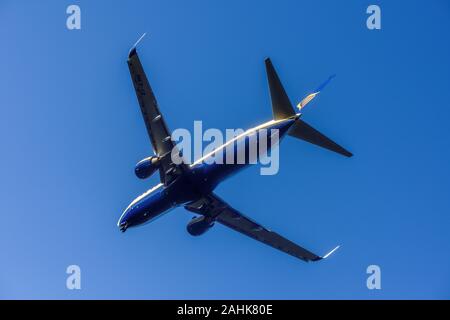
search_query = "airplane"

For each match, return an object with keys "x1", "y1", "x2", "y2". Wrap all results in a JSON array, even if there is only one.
[{"x1": 118, "y1": 36, "x2": 352, "y2": 262}]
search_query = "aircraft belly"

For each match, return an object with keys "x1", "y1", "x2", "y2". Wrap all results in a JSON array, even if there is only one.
[
  {"x1": 192, "y1": 122, "x2": 292, "y2": 189},
  {"x1": 136, "y1": 190, "x2": 174, "y2": 225}
]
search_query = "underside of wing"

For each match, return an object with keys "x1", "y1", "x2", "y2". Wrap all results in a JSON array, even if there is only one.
[
  {"x1": 185, "y1": 193, "x2": 339, "y2": 262},
  {"x1": 127, "y1": 41, "x2": 185, "y2": 184}
]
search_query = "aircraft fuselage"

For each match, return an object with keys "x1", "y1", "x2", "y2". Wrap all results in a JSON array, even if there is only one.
[{"x1": 118, "y1": 116, "x2": 297, "y2": 231}]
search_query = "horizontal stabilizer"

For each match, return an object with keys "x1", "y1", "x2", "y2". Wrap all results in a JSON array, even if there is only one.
[{"x1": 289, "y1": 119, "x2": 353, "y2": 157}]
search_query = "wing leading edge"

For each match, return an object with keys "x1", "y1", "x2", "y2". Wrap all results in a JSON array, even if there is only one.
[
  {"x1": 127, "y1": 38, "x2": 185, "y2": 184},
  {"x1": 185, "y1": 193, "x2": 339, "y2": 262}
]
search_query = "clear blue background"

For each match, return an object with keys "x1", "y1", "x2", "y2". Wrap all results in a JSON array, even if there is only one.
[{"x1": 1, "y1": 0, "x2": 449, "y2": 299}]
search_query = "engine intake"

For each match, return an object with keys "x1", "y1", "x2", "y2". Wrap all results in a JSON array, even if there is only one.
[
  {"x1": 134, "y1": 156, "x2": 160, "y2": 179},
  {"x1": 187, "y1": 216, "x2": 214, "y2": 236}
]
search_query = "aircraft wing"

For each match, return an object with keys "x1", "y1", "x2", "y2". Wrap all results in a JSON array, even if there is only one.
[
  {"x1": 127, "y1": 44, "x2": 185, "y2": 185},
  {"x1": 185, "y1": 193, "x2": 339, "y2": 262}
]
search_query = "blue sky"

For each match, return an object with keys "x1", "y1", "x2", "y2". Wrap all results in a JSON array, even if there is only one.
[{"x1": 1, "y1": 0, "x2": 449, "y2": 299}]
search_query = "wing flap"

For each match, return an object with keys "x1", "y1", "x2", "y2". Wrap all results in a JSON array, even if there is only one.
[
  {"x1": 127, "y1": 45, "x2": 185, "y2": 184},
  {"x1": 186, "y1": 193, "x2": 333, "y2": 262},
  {"x1": 216, "y1": 206, "x2": 321, "y2": 262},
  {"x1": 127, "y1": 49, "x2": 174, "y2": 157}
]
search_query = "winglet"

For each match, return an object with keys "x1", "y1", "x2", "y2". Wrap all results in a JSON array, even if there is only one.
[
  {"x1": 311, "y1": 245, "x2": 340, "y2": 261},
  {"x1": 128, "y1": 33, "x2": 147, "y2": 58},
  {"x1": 322, "y1": 245, "x2": 340, "y2": 259}
]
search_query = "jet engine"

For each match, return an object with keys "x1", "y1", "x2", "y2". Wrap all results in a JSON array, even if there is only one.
[
  {"x1": 186, "y1": 216, "x2": 214, "y2": 236},
  {"x1": 134, "y1": 156, "x2": 160, "y2": 179}
]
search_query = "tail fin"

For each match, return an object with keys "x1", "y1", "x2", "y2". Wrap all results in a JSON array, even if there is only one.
[
  {"x1": 265, "y1": 58, "x2": 296, "y2": 120},
  {"x1": 265, "y1": 58, "x2": 352, "y2": 157},
  {"x1": 289, "y1": 120, "x2": 353, "y2": 157}
]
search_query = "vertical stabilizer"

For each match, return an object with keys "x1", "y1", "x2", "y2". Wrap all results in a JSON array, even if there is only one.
[{"x1": 265, "y1": 58, "x2": 296, "y2": 120}]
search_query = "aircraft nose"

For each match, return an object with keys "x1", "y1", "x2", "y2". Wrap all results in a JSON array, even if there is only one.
[
  {"x1": 119, "y1": 220, "x2": 128, "y2": 232},
  {"x1": 118, "y1": 197, "x2": 148, "y2": 232},
  {"x1": 117, "y1": 206, "x2": 131, "y2": 232}
]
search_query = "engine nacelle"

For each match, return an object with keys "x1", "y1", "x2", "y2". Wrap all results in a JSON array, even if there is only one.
[
  {"x1": 134, "y1": 156, "x2": 160, "y2": 179},
  {"x1": 186, "y1": 216, "x2": 214, "y2": 236}
]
